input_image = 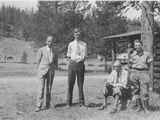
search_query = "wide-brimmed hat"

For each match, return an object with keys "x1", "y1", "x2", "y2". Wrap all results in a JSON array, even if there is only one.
[
  {"x1": 113, "y1": 60, "x2": 121, "y2": 67},
  {"x1": 134, "y1": 39, "x2": 143, "y2": 45}
]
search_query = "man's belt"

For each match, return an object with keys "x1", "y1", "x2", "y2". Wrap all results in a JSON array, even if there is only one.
[
  {"x1": 131, "y1": 67, "x2": 149, "y2": 71},
  {"x1": 70, "y1": 59, "x2": 84, "y2": 64}
]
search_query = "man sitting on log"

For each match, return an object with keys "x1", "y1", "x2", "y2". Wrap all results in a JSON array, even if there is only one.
[{"x1": 99, "y1": 60, "x2": 129, "y2": 113}]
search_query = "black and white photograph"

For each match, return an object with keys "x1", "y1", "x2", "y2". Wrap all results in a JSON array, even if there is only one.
[{"x1": 0, "y1": 0, "x2": 160, "y2": 120}]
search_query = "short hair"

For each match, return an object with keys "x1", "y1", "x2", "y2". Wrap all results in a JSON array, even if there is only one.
[
  {"x1": 74, "y1": 28, "x2": 81, "y2": 33},
  {"x1": 47, "y1": 35, "x2": 53, "y2": 39},
  {"x1": 134, "y1": 39, "x2": 143, "y2": 45}
]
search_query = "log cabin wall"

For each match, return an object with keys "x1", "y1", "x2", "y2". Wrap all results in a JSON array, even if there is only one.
[
  {"x1": 103, "y1": 31, "x2": 160, "y2": 93},
  {"x1": 153, "y1": 34, "x2": 160, "y2": 92}
]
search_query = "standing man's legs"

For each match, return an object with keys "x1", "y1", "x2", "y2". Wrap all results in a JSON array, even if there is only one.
[
  {"x1": 67, "y1": 63, "x2": 76, "y2": 106},
  {"x1": 46, "y1": 70, "x2": 55, "y2": 108},
  {"x1": 140, "y1": 72, "x2": 150, "y2": 112},
  {"x1": 77, "y1": 63, "x2": 85, "y2": 106},
  {"x1": 98, "y1": 84, "x2": 113, "y2": 110},
  {"x1": 129, "y1": 71, "x2": 142, "y2": 111},
  {"x1": 36, "y1": 74, "x2": 46, "y2": 111}
]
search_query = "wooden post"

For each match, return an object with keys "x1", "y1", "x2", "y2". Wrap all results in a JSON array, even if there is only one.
[{"x1": 111, "y1": 40, "x2": 116, "y2": 69}]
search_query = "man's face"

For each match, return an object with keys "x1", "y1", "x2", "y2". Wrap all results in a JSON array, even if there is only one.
[
  {"x1": 74, "y1": 29, "x2": 80, "y2": 40},
  {"x1": 134, "y1": 42, "x2": 142, "y2": 52},
  {"x1": 114, "y1": 66, "x2": 121, "y2": 72},
  {"x1": 46, "y1": 36, "x2": 53, "y2": 47}
]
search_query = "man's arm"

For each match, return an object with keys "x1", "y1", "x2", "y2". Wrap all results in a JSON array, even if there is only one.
[
  {"x1": 66, "y1": 43, "x2": 71, "y2": 61},
  {"x1": 146, "y1": 53, "x2": 153, "y2": 67},
  {"x1": 76, "y1": 43, "x2": 87, "y2": 62},
  {"x1": 54, "y1": 53, "x2": 58, "y2": 69},
  {"x1": 36, "y1": 49, "x2": 42, "y2": 69}
]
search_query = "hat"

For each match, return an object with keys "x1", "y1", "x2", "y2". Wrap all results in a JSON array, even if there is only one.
[
  {"x1": 134, "y1": 39, "x2": 143, "y2": 45},
  {"x1": 113, "y1": 60, "x2": 121, "y2": 67}
]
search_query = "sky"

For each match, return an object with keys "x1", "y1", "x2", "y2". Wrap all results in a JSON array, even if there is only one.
[{"x1": 0, "y1": 0, "x2": 141, "y2": 20}]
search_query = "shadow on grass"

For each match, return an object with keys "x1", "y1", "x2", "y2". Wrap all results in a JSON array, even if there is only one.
[
  {"x1": 149, "y1": 105, "x2": 160, "y2": 111},
  {"x1": 86, "y1": 103, "x2": 103, "y2": 108},
  {"x1": 55, "y1": 102, "x2": 79, "y2": 108}
]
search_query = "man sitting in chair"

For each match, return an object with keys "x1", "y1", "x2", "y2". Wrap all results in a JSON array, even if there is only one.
[{"x1": 99, "y1": 60, "x2": 129, "y2": 113}]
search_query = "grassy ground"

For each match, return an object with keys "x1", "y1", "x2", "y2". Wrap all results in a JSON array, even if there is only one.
[{"x1": 0, "y1": 63, "x2": 160, "y2": 120}]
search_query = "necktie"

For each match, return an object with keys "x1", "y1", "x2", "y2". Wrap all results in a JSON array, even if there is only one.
[
  {"x1": 116, "y1": 72, "x2": 120, "y2": 83},
  {"x1": 75, "y1": 41, "x2": 80, "y2": 58},
  {"x1": 48, "y1": 48, "x2": 53, "y2": 63}
]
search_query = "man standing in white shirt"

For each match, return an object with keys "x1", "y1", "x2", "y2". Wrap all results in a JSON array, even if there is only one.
[{"x1": 66, "y1": 28, "x2": 87, "y2": 108}]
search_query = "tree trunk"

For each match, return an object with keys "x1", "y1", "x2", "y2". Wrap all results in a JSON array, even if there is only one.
[
  {"x1": 141, "y1": 1, "x2": 154, "y2": 53},
  {"x1": 141, "y1": 1, "x2": 154, "y2": 89}
]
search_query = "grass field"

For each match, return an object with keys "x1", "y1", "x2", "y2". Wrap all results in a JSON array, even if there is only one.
[{"x1": 0, "y1": 63, "x2": 160, "y2": 120}]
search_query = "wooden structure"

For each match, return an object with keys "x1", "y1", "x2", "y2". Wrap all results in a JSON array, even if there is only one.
[{"x1": 102, "y1": 31, "x2": 160, "y2": 92}]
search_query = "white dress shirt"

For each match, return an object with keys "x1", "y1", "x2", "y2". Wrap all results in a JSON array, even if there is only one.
[
  {"x1": 37, "y1": 46, "x2": 56, "y2": 76},
  {"x1": 46, "y1": 46, "x2": 53, "y2": 64},
  {"x1": 106, "y1": 69, "x2": 128, "y2": 88},
  {"x1": 67, "y1": 40, "x2": 87, "y2": 62},
  {"x1": 130, "y1": 51, "x2": 153, "y2": 69}
]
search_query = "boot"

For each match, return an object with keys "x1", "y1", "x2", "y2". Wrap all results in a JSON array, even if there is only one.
[
  {"x1": 142, "y1": 100, "x2": 149, "y2": 113},
  {"x1": 98, "y1": 97, "x2": 107, "y2": 110},
  {"x1": 135, "y1": 98, "x2": 143, "y2": 112},
  {"x1": 110, "y1": 95, "x2": 119, "y2": 114}
]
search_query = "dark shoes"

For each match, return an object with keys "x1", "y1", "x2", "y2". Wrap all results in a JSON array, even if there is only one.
[
  {"x1": 98, "y1": 105, "x2": 106, "y2": 110},
  {"x1": 35, "y1": 105, "x2": 50, "y2": 112},
  {"x1": 135, "y1": 106, "x2": 144, "y2": 112},
  {"x1": 65, "y1": 104, "x2": 71, "y2": 109},
  {"x1": 42, "y1": 106, "x2": 50, "y2": 110},
  {"x1": 79, "y1": 103, "x2": 85, "y2": 107},
  {"x1": 110, "y1": 108, "x2": 118, "y2": 114}
]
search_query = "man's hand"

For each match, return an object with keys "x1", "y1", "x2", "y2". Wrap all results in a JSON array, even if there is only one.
[
  {"x1": 74, "y1": 56, "x2": 82, "y2": 63},
  {"x1": 104, "y1": 82, "x2": 110, "y2": 87}
]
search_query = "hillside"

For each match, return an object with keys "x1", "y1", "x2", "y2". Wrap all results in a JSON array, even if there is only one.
[{"x1": 0, "y1": 37, "x2": 37, "y2": 63}]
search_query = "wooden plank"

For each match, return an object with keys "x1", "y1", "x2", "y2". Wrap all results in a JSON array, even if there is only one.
[
  {"x1": 156, "y1": 43, "x2": 160, "y2": 48},
  {"x1": 154, "y1": 56, "x2": 160, "y2": 61},
  {"x1": 153, "y1": 82, "x2": 160, "y2": 89},
  {"x1": 153, "y1": 78, "x2": 160, "y2": 81},
  {"x1": 153, "y1": 70, "x2": 160, "y2": 73},
  {"x1": 153, "y1": 73, "x2": 160, "y2": 78},
  {"x1": 153, "y1": 67, "x2": 160, "y2": 71},
  {"x1": 155, "y1": 50, "x2": 160, "y2": 54},
  {"x1": 155, "y1": 46, "x2": 160, "y2": 49},
  {"x1": 154, "y1": 53, "x2": 160, "y2": 56},
  {"x1": 153, "y1": 61, "x2": 160, "y2": 66},
  {"x1": 154, "y1": 65, "x2": 160, "y2": 68}
]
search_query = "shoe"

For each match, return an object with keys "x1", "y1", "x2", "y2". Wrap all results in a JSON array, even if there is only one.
[
  {"x1": 79, "y1": 103, "x2": 85, "y2": 107},
  {"x1": 65, "y1": 105, "x2": 71, "y2": 109},
  {"x1": 35, "y1": 107, "x2": 41, "y2": 112},
  {"x1": 110, "y1": 108, "x2": 118, "y2": 114},
  {"x1": 98, "y1": 105, "x2": 106, "y2": 110},
  {"x1": 135, "y1": 107, "x2": 143, "y2": 112},
  {"x1": 42, "y1": 106, "x2": 50, "y2": 110},
  {"x1": 143, "y1": 100, "x2": 150, "y2": 113}
]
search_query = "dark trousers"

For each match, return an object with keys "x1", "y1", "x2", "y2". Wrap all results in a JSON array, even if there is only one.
[
  {"x1": 67, "y1": 61, "x2": 85, "y2": 105},
  {"x1": 103, "y1": 84, "x2": 128, "y2": 109}
]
